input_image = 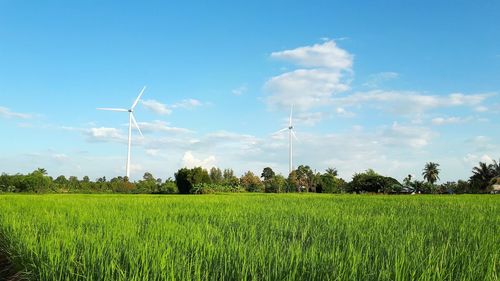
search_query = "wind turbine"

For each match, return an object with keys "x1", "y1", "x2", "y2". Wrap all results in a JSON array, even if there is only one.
[
  {"x1": 274, "y1": 105, "x2": 298, "y2": 175},
  {"x1": 97, "y1": 86, "x2": 146, "y2": 179}
]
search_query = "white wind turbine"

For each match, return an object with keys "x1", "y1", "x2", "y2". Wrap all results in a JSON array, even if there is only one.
[
  {"x1": 274, "y1": 105, "x2": 298, "y2": 175},
  {"x1": 97, "y1": 86, "x2": 146, "y2": 179}
]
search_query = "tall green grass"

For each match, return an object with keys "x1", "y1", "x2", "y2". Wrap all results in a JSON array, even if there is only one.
[{"x1": 0, "y1": 194, "x2": 498, "y2": 280}]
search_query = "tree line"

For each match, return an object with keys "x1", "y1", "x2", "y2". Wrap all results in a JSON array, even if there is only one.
[{"x1": 1, "y1": 159, "x2": 499, "y2": 194}]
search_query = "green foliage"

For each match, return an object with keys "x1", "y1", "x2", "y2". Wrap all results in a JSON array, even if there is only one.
[
  {"x1": 422, "y1": 162, "x2": 440, "y2": 184},
  {"x1": 317, "y1": 171, "x2": 346, "y2": 193},
  {"x1": 264, "y1": 175, "x2": 286, "y2": 193},
  {"x1": 174, "y1": 167, "x2": 211, "y2": 194},
  {"x1": 158, "y1": 180, "x2": 178, "y2": 194},
  {"x1": 287, "y1": 170, "x2": 299, "y2": 192},
  {"x1": 222, "y1": 169, "x2": 239, "y2": 187},
  {"x1": 135, "y1": 172, "x2": 158, "y2": 193},
  {"x1": 261, "y1": 167, "x2": 275, "y2": 181},
  {"x1": 209, "y1": 167, "x2": 223, "y2": 184},
  {"x1": 191, "y1": 183, "x2": 244, "y2": 194},
  {"x1": 296, "y1": 165, "x2": 314, "y2": 191},
  {"x1": 0, "y1": 194, "x2": 497, "y2": 280},
  {"x1": 469, "y1": 160, "x2": 500, "y2": 192},
  {"x1": 240, "y1": 171, "x2": 263, "y2": 192},
  {"x1": 348, "y1": 169, "x2": 401, "y2": 193}
]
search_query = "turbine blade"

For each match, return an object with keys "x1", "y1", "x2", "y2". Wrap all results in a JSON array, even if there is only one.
[
  {"x1": 131, "y1": 86, "x2": 147, "y2": 109},
  {"x1": 291, "y1": 130, "x2": 299, "y2": 142},
  {"x1": 273, "y1": 127, "x2": 288, "y2": 135},
  {"x1": 130, "y1": 113, "x2": 143, "y2": 137},
  {"x1": 96, "y1": 108, "x2": 128, "y2": 112},
  {"x1": 289, "y1": 104, "x2": 294, "y2": 127}
]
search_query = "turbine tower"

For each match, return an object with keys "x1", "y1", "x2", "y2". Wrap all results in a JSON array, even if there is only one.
[
  {"x1": 97, "y1": 86, "x2": 146, "y2": 179},
  {"x1": 274, "y1": 105, "x2": 298, "y2": 175}
]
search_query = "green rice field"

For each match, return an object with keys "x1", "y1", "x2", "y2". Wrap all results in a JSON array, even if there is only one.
[{"x1": 0, "y1": 194, "x2": 498, "y2": 280}]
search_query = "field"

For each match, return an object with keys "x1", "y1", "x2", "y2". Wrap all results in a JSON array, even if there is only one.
[{"x1": 0, "y1": 194, "x2": 498, "y2": 280}]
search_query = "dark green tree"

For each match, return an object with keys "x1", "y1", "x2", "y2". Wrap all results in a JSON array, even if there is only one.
[
  {"x1": 264, "y1": 174, "x2": 286, "y2": 193},
  {"x1": 348, "y1": 169, "x2": 401, "y2": 193},
  {"x1": 174, "y1": 167, "x2": 210, "y2": 194},
  {"x1": 470, "y1": 162, "x2": 494, "y2": 192},
  {"x1": 261, "y1": 167, "x2": 276, "y2": 181}
]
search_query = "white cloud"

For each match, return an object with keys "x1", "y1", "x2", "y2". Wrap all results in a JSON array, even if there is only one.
[
  {"x1": 265, "y1": 40, "x2": 353, "y2": 110},
  {"x1": 51, "y1": 153, "x2": 69, "y2": 163},
  {"x1": 332, "y1": 90, "x2": 494, "y2": 115},
  {"x1": 181, "y1": 151, "x2": 216, "y2": 169},
  {"x1": 363, "y1": 72, "x2": 399, "y2": 88},
  {"x1": 172, "y1": 99, "x2": 203, "y2": 109},
  {"x1": 431, "y1": 116, "x2": 465, "y2": 125},
  {"x1": 0, "y1": 106, "x2": 32, "y2": 119},
  {"x1": 86, "y1": 127, "x2": 127, "y2": 143},
  {"x1": 137, "y1": 120, "x2": 194, "y2": 134},
  {"x1": 232, "y1": 85, "x2": 248, "y2": 96},
  {"x1": 141, "y1": 99, "x2": 172, "y2": 115},
  {"x1": 379, "y1": 122, "x2": 435, "y2": 148},
  {"x1": 335, "y1": 107, "x2": 355, "y2": 117},
  {"x1": 474, "y1": 105, "x2": 488, "y2": 112},
  {"x1": 142, "y1": 98, "x2": 203, "y2": 115},
  {"x1": 266, "y1": 69, "x2": 350, "y2": 110},
  {"x1": 145, "y1": 149, "x2": 160, "y2": 156},
  {"x1": 466, "y1": 135, "x2": 497, "y2": 152},
  {"x1": 294, "y1": 112, "x2": 327, "y2": 126},
  {"x1": 270, "y1": 40, "x2": 353, "y2": 69},
  {"x1": 463, "y1": 153, "x2": 494, "y2": 166}
]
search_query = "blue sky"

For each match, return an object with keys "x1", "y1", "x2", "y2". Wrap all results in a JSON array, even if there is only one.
[{"x1": 1, "y1": 0, "x2": 499, "y2": 182}]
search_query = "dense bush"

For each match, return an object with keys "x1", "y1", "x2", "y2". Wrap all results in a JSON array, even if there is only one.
[
  {"x1": 174, "y1": 167, "x2": 211, "y2": 194},
  {"x1": 264, "y1": 175, "x2": 286, "y2": 193},
  {"x1": 348, "y1": 170, "x2": 402, "y2": 193}
]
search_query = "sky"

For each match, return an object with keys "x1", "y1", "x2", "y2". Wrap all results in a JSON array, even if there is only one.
[{"x1": 0, "y1": 0, "x2": 499, "y2": 182}]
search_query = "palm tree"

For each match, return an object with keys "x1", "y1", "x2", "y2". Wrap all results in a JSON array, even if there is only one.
[
  {"x1": 491, "y1": 159, "x2": 500, "y2": 177},
  {"x1": 325, "y1": 167, "x2": 338, "y2": 177},
  {"x1": 470, "y1": 162, "x2": 494, "y2": 191},
  {"x1": 422, "y1": 162, "x2": 440, "y2": 184},
  {"x1": 471, "y1": 162, "x2": 493, "y2": 182}
]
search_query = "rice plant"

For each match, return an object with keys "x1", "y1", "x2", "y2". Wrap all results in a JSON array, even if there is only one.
[{"x1": 0, "y1": 194, "x2": 498, "y2": 280}]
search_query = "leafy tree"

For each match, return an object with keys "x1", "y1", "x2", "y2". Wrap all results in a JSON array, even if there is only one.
[
  {"x1": 158, "y1": 179, "x2": 178, "y2": 194},
  {"x1": 240, "y1": 171, "x2": 263, "y2": 192},
  {"x1": 261, "y1": 167, "x2": 276, "y2": 181},
  {"x1": 296, "y1": 165, "x2": 314, "y2": 192},
  {"x1": 422, "y1": 162, "x2": 440, "y2": 184},
  {"x1": 264, "y1": 174, "x2": 286, "y2": 193},
  {"x1": 209, "y1": 167, "x2": 223, "y2": 184},
  {"x1": 318, "y1": 172, "x2": 346, "y2": 193},
  {"x1": 174, "y1": 167, "x2": 210, "y2": 194},
  {"x1": 287, "y1": 170, "x2": 299, "y2": 192},
  {"x1": 54, "y1": 175, "x2": 69, "y2": 185},
  {"x1": 136, "y1": 172, "x2": 158, "y2": 193},
  {"x1": 348, "y1": 169, "x2": 401, "y2": 193},
  {"x1": 222, "y1": 169, "x2": 239, "y2": 187},
  {"x1": 22, "y1": 169, "x2": 52, "y2": 192}
]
